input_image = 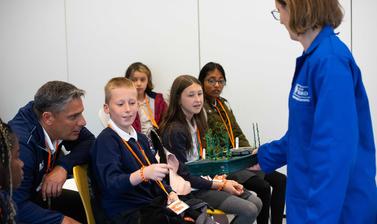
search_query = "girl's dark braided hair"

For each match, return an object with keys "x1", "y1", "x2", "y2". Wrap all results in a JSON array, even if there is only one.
[{"x1": 0, "y1": 119, "x2": 17, "y2": 224}]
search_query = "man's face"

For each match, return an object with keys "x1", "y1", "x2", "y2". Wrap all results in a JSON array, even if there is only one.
[{"x1": 48, "y1": 98, "x2": 86, "y2": 141}]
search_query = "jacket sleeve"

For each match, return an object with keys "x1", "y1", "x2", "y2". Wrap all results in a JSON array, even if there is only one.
[
  {"x1": 91, "y1": 134, "x2": 135, "y2": 196},
  {"x1": 13, "y1": 141, "x2": 64, "y2": 224},
  {"x1": 154, "y1": 93, "x2": 168, "y2": 125},
  {"x1": 162, "y1": 129, "x2": 212, "y2": 190},
  {"x1": 303, "y1": 56, "x2": 360, "y2": 223},
  {"x1": 257, "y1": 132, "x2": 288, "y2": 173},
  {"x1": 57, "y1": 127, "x2": 95, "y2": 174}
]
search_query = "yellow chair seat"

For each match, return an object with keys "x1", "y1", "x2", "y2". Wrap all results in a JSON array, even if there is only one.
[{"x1": 206, "y1": 208, "x2": 225, "y2": 215}]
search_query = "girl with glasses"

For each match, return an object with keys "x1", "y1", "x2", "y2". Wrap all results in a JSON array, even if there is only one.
[{"x1": 198, "y1": 62, "x2": 287, "y2": 224}]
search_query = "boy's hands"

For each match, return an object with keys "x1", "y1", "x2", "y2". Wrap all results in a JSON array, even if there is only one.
[
  {"x1": 167, "y1": 191, "x2": 179, "y2": 205},
  {"x1": 143, "y1": 163, "x2": 172, "y2": 181}
]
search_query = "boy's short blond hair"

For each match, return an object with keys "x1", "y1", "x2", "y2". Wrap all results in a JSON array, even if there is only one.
[{"x1": 104, "y1": 77, "x2": 135, "y2": 104}]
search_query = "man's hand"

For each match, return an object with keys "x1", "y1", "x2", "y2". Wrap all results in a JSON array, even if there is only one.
[{"x1": 42, "y1": 165, "x2": 67, "y2": 200}]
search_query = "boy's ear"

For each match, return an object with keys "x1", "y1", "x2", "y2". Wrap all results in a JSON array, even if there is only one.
[{"x1": 103, "y1": 103, "x2": 110, "y2": 114}]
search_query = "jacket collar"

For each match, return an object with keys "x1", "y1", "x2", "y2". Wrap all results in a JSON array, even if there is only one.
[{"x1": 303, "y1": 25, "x2": 336, "y2": 56}]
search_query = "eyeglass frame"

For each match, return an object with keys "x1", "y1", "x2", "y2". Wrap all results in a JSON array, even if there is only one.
[
  {"x1": 205, "y1": 78, "x2": 226, "y2": 86},
  {"x1": 271, "y1": 9, "x2": 280, "y2": 21}
]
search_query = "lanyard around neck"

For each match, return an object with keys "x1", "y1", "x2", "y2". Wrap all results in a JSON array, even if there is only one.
[
  {"x1": 45, "y1": 141, "x2": 60, "y2": 174},
  {"x1": 213, "y1": 98, "x2": 235, "y2": 148},
  {"x1": 143, "y1": 95, "x2": 159, "y2": 129},
  {"x1": 109, "y1": 125, "x2": 168, "y2": 195},
  {"x1": 196, "y1": 128, "x2": 203, "y2": 159}
]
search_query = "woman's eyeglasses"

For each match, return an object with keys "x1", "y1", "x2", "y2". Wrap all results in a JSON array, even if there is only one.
[
  {"x1": 271, "y1": 9, "x2": 280, "y2": 21},
  {"x1": 206, "y1": 79, "x2": 226, "y2": 86}
]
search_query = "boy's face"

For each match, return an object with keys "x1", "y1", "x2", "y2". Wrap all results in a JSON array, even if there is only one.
[{"x1": 104, "y1": 87, "x2": 138, "y2": 133}]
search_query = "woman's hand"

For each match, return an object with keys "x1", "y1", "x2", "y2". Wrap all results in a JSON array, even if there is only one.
[{"x1": 248, "y1": 163, "x2": 261, "y2": 172}]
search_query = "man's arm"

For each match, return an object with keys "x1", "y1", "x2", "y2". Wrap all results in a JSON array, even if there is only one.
[
  {"x1": 42, "y1": 127, "x2": 95, "y2": 200},
  {"x1": 57, "y1": 127, "x2": 95, "y2": 174},
  {"x1": 13, "y1": 141, "x2": 64, "y2": 223}
]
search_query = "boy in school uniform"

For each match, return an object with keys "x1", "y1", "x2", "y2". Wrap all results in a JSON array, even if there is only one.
[{"x1": 90, "y1": 77, "x2": 183, "y2": 224}]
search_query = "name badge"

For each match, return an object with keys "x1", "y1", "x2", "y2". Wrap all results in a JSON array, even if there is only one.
[{"x1": 167, "y1": 199, "x2": 189, "y2": 215}]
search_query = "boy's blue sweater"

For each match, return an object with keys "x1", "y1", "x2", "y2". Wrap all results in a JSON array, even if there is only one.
[{"x1": 91, "y1": 127, "x2": 171, "y2": 218}]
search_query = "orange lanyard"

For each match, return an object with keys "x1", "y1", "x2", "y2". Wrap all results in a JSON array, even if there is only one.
[
  {"x1": 109, "y1": 125, "x2": 168, "y2": 195},
  {"x1": 121, "y1": 138, "x2": 168, "y2": 195},
  {"x1": 213, "y1": 98, "x2": 235, "y2": 148},
  {"x1": 196, "y1": 128, "x2": 203, "y2": 159},
  {"x1": 143, "y1": 95, "x2": 159, "y2": 129},
  {"x1": 46, "y1": 141, "x2": 60, "y2": 173}
]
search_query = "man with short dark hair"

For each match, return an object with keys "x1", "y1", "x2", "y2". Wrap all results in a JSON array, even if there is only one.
[{"x1": 9, "y1": 81, "x2": 95, "y2": 224}]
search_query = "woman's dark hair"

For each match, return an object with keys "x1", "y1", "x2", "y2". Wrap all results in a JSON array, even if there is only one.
[
  {"x1": 0, "y1": 119, "x2": 17, "y2": 223},
  {"x1": 198, "y1": 62, "x2": 226, "y2": 84},
  {"x1": 159, "y1": 75, "x2": 207, "y2": 154}
]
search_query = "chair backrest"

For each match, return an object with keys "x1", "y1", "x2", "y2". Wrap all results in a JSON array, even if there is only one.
[{"x1": 73, "y1": 164, "x2": 96, "y2": 224}]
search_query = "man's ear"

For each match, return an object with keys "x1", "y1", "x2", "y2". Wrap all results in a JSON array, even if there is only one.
[
  {"x1": 41, "y1": 111, "x2": 54, "y2": 126},
  {"x1": 103, "y1": 103, "x2": 110, "y2": 114}
]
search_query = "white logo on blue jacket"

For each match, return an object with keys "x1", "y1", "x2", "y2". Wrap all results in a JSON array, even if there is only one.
[{"x1": 292, "y1": 84, "x2": 311, "y2": 102}]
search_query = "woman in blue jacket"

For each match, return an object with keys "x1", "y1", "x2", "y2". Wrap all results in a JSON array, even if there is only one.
[{"x1": 253, "y1": 0, "x2": 377, "y2": 223}]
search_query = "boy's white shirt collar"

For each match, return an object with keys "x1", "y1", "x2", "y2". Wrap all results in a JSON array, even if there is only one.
[
  {"x1": 108, "y1": 119, "x2": 138, "y2": 141},
  {"x1": 42, "y1": 128, "x2": 62, "y2": 154}
]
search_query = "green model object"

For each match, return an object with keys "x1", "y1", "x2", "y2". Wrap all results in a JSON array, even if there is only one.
[{"x1": 186, "y1": 147, "x2": 258, "y2": 176}]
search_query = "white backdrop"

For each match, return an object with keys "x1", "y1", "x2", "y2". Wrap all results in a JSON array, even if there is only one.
[{"x1": 0, "y1": 0, "x2": 375, "y2": 180}]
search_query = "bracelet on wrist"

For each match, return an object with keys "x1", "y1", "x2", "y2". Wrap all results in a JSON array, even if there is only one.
[
  {"x1": 140, "y1": 166, "x2": 148, "y2": 182},
  {"x1": 218, "y1": 180, "x2": 227, "y2": 191}
]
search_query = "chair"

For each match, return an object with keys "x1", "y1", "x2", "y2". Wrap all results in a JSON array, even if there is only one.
[
  {"x1": 73, "y1": 164, "x2": 96, "y2": 224},
  {"x1": 207, "y1": 209, "x2": 229, "y2": 224},
  {"x1": 206, "y1": 209, "x2": 225, "y2": 215}
]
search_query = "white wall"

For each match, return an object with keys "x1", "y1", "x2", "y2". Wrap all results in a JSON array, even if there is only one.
[
  {"x1": 352, "y1": 0, "x2": 377, "y2": 182},
  {"x1": 64, "y1": 0, "x2": 199, "y2": 132},
  {"x1": 0, "y1": 0, "x2": 67, "y2": 118},
  {"x1": 0, "y1": 0, "x2": 375, "y2": 179}
]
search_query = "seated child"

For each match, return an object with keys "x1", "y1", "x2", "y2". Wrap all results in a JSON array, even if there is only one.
[
  {"x1": 125, "y1": 62, "x2": 167, "y2": 134},
  {"x1": 91, "y1": 77, "x2": 184, "y2": 224},
  {"x1": 99, "y1": 62, "x2": 167, "y2": 136},
  {"x1": 0, "y1": 119, "x2": 24, "y2": 223},
  {"x1": 160, "y1": 75, "x2": 263, "y2": 224}
]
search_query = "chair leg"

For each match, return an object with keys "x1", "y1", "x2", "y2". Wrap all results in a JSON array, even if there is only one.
[{"x1": 211, "y1": 214, "x2": 230, "y2": 224}]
